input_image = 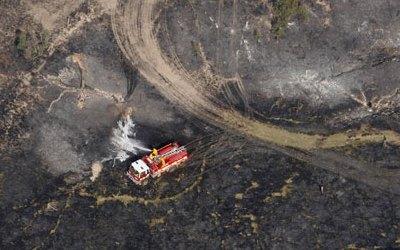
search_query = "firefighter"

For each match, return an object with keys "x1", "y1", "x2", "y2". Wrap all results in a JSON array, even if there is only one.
[
  {"x1": 160, "y1": 158, "x2": 166, "y2": 168},
  {"x1": 150, "y1": 148, "x2": 158, "y2": 159}
]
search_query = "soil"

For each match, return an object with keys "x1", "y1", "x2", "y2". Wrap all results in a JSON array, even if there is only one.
[{"x1": 1, "y1": 0, "x2": 400, "y2": 249}]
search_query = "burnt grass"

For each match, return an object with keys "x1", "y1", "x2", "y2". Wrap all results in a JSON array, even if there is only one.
[
  {"x1": 1, "y1": 0, "x2": 400, "y2": 249},
  {"x1": 1, "y1": 143, "x2": 400, "y2": 248}
]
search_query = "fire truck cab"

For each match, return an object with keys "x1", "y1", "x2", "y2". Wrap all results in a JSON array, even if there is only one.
[{"x1": 127, "y1": 159, "x2": 150, "y2": 185}]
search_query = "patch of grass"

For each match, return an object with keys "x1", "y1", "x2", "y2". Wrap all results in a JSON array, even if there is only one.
[
  {"x1": 31, "y1": 30, "x2": 50, "y2": 60},
  {"x1": 148, "y1": 217, "x2": 166, "y2": 228},
  {"x1": 271, "y1": 0, "x2": 309, "y2": 38},
  {"x1": 15, "y1": 30, "x2": 27, "y2": 52},
  {"x1": 264, "y1": 172, "x2": 298, "y2": 203},
  {"x1": 191, "y1": 41, "x2": 202, "y2": 58},
  {"x1": 14, "y1": 28, "x2": 50, "y2": 61}
]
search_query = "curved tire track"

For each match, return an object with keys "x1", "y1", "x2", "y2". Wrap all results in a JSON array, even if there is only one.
[{"x1": 111, "y1": 0, "x2": 400, "y2": 193}]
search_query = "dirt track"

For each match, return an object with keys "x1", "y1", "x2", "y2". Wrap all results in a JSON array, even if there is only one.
[{"x1": 111, "y1": 0, "x2": 400, "y2": 192}]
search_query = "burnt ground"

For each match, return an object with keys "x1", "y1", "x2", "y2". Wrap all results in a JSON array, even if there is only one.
[{"x1": 1, "y1": 0, "x2": 400, "y2": 249}]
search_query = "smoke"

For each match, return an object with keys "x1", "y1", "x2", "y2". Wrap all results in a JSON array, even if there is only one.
[{"x1": 111, "y1": 114, "x2": 150, "y2": 162}]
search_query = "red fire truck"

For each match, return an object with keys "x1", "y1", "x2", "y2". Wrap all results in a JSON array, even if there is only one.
[{"x1": 126, "y1": 142, "x2": 189, "y2": 185}]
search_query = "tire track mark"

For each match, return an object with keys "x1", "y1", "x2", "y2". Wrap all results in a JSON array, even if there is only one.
[{"x1": 111, "y1": 0, "x2": 400, "y2": 193}]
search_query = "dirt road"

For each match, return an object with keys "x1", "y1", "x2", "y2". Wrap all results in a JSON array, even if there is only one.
[{"x1": 111, "y1": 0, "x2": 400, "y2": 192}]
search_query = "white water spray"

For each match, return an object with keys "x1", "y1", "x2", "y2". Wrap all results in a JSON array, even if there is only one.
[{"x1": 111, "y1": 114, "x2": 150, "y2": 162}]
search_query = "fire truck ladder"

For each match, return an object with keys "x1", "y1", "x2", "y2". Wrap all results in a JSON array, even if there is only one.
[{"x1": 153, "y1": 146, "x2": 186, "y2": 162}]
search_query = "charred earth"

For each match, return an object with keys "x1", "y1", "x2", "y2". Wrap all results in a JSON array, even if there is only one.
[{"x1": 1, "y1": 0, "x2": 400, "y2": 248}]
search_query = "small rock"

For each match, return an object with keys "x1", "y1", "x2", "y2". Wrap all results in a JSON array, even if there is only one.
[
  {"x1": 233, "y1": 164, "x2": 241, "y2": 170},
  {"x1": 235, "y1": 193, "x2": 244, "y2": 200}
]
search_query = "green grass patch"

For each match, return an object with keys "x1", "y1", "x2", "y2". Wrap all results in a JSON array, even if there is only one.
[
  {"x1": 191, "y1": 41, "x2": 202, "y2": 58},
  {"x1": 15, "y1": 30, "x2": 27, "y2": 52},
  {"x1": 15, "y1": 29, "x2": 50, "y2": 61},
  {"x1": 272, "y1": 0, "x2": 309, "y2": 38}
]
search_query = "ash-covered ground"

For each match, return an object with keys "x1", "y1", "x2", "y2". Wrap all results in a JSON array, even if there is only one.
[{"x1": 1, "y1": 0, "x2": 400, "y2": 249}]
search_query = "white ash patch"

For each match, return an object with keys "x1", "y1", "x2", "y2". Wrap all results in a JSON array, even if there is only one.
[
  {"x1": 260, "y1": 69, "x2": 358, "y2": 106},
  {"x1": 36, "y1": 123, "x2": 87, "y2": 176},
  {"x1": 243, "y1": 21, "x2": 250, "y2": 31},
  {"x1": 241, "y1": 38, "x2": 254, "y2": 62},
  {"x1": 357, "y1": 20, "x2": 369, "y2": 33}
]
